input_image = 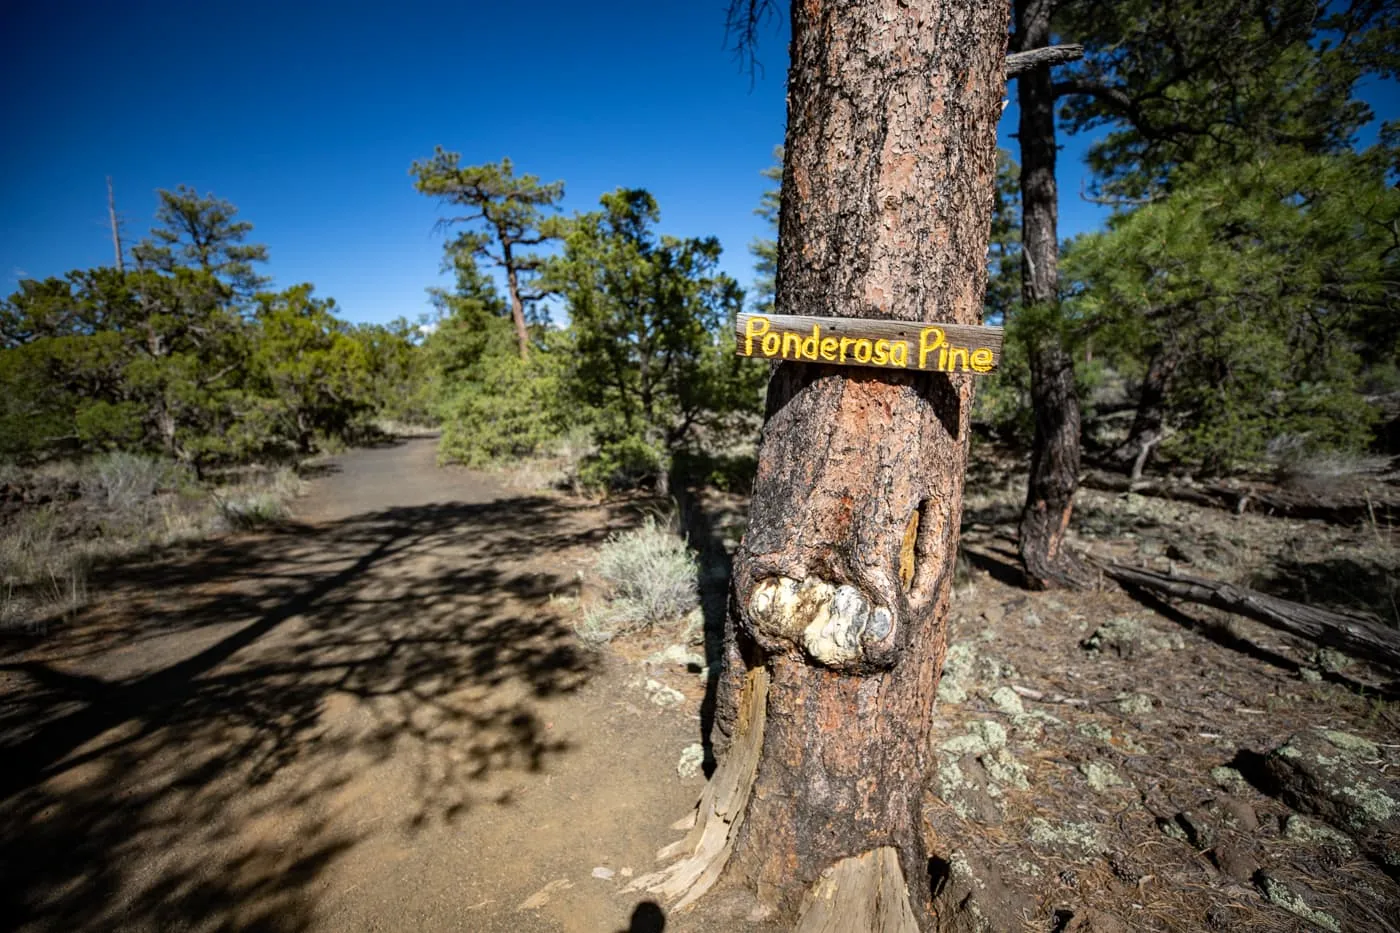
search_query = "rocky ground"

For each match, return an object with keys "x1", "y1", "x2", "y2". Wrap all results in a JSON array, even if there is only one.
[
  {"x1": 656, "y1": 451, "x2": 1400, "y2": 932},
  {"x1": 2, "y1": 437, "x2": 1396, "y2": 932}
]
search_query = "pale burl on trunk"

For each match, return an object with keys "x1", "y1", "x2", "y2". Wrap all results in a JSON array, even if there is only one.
[{"x1": 630, "y1": 1, "x2": 1009, "y2": 928}]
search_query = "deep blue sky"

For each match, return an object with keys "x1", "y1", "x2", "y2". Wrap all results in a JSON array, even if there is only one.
[{"x1": 2, "y1": 2, "x2": 1388, "y2": 326}]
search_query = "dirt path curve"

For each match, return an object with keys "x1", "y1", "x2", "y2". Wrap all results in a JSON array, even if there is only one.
[{"x1": 0, "y1": 439, "x2": 703, "y2": 933}]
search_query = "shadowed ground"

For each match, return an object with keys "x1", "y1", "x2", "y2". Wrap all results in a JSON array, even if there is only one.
[{"x1": 0, "y1": 439, "x2": 696, "y2": 933}]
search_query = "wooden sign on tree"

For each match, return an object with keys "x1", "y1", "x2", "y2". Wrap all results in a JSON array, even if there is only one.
[{"x1": 735, "y1": 312, "x2": 1004, "y2": 374}]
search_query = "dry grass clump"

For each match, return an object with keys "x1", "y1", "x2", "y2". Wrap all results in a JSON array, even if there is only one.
[
  {"x1": 370, "y1": 417, "x2": 439, "y2": 439},
  {"x1": 2, "y1": 456, "x2": 305, "y2": 632},
  {"x1": 499, "y1": 429, "x2": 599, "y2": 494},
  {"x1": 213, "y1": 467, "x2": 302, "y2": 530},
  {"x1": 1270, "y1": 441, "x2": 1395, "y2": 492},
  {"x1": 576, "y1": 515, "x2": 699, "y2": 644}
]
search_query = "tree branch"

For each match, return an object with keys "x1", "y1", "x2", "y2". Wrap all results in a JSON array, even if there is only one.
[{"x1": 1006, "y1": 43, "x2": 1084, "y2": 77}]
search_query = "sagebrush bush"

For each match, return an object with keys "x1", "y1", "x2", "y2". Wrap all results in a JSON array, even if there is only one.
[
  {"x1": 82, "y1": 452, "x2": 189, "y2": 511},
  {"x1": 214, "y1": 467, "x2": 301, "y2": 529},
  {"x1": 583, "y1": 516, "x2": 699, "y2": 640}
]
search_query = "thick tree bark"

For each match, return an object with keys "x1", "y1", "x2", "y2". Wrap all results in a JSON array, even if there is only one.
[
  {"x1": 633, "y1": 1, "x2": 1009, "y2": 927},
  {"x1": 502, "y1": 248, "x2": 530, "y2": 361},
  {"x1": 1014, "y1": 0, "x2": 1090, "y2": 589},
  {"x1": 1120, "y1": 347, "x2": 1177, "y2": 479}
]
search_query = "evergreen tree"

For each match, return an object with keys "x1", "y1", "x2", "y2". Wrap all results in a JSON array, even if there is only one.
[
  {"x1": 545, "y1": 188, "x2": 749, "y2": 487},
  {"x1": 749, "y1": 147, "x2": 783, "y2": 315},
  {"x1": 131, "y1": 186, "x2": 270, "y2": 300},
  {"x1": 410, "y1": 150, "x2": 565, "y2": 360},
  {"x1": 1069, "y1": 150, "x2": 1398, "y2": 471},
  {"x1": 426, "y1": 253, "x2": 568, "y2": 467}
]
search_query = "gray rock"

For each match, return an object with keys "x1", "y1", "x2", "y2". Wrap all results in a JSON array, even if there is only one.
[
  {"x1": 928, "y1": 849, "x2": 1035, "y2": 933},
  {"x1": 644, "y1": 678, "x2": 686, "y2": 707},
  {"x1": 647, "y1": 644, "x2": 705, "y2": 670},
  {"x1": 1081, "y1": 617, "x2": 1185, "y2": 658},
  {"x1": 1256, "y1": 872, "x2": 1341, "y2": 932},
  {"x1": 1262, "y1": 730, "x2": 1398, "y2": 876},
  {"x1": 676, "y1": 742, "x2": 705, "y2": 779},
  {"x1": 1212, "y1": 843, "x2": 1259, "y2": 882}
]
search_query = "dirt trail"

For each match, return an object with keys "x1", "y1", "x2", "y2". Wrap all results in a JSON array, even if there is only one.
[{"x1": 0, "y1": 438, "x2": 703, "y2": 933}]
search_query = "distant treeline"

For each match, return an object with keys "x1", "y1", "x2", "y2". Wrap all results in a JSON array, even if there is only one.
[{"x1": 1, "y1": 187, "x2": 428, "y2": 472}]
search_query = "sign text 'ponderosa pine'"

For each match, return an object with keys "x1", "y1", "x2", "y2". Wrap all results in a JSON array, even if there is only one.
[{"x1": 734, "y1": 313, "x2": 1004, "y2": 375}]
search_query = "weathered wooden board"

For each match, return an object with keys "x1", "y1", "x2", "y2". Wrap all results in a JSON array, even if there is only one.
[{"x1": 734, "y1": 312, "x2": 1004, "y2": 375}]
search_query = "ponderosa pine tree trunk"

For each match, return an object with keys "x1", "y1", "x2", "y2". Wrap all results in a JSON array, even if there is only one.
[
  {"x1": 632, "y1": 1, "x2": 1009, "y2": 928},
  {"x1": 1014, "y1": 0, "x2": 1089, "y2": 589},
  {"x1": 502, "y1": 247, "x2": 530, "y2": 361},
  {"x1": 1121, "y1": 346, "x2": 1177, "y2": 480}
]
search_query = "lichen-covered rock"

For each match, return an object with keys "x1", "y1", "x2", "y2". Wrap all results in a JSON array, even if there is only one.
[
  {"x1": 1074, "y1": 721, "x2": 1146, "y2": 755},
  {"x1": 1027, "y1": 818, "x2": 1103, "y2": 859},
  {"x1": 1078, "y1": 760, "x2": 1128, "y2": 793},
  {"x1": 676, "y1": 742, "x2": 705, "y2": 779},
  {"x1": 1262, "y1": 730, "x2": 1399, "y2": 877},
  {"x1": 940, "y1": 721, "x2": 1007, "y2": 757},
  {"x1": 1256, "y1": 872, "x2": 1342, "y2": 932},
  {"x1": 934, "y1": 722, "x2": 1028, "y2": 823},
  {"x1": 1210, "y1": 765, "x2": 1250, "y2": 796},
  {"x1": 988, "y1": 685, "x2": 1024, "y2": 716},
  {"x1": 936, "y1": 755, "x2": 1004, "y2": 824},
  {"x1": 1208, "y1": 796, "x2": 1259, "y2": 833},
  {"x1": 1081, "y1": 616, "x2": 1185, "y2": 658},
  {"x1": 937, "y1": 643, "x2": 1017, "y2": 705},
  {"x1": 1114, "y1": 693, "x2": 1155, "y2": 716},
  {"x1": 1282, "y1": 814, "x2": 1357, "y2": 857},
  {"x1": 1174, "y1": 810, "x2": 1217, "y2": 850},
  {"x1": 928, "y1": 849, "x2": 1034, "y2": 933}
]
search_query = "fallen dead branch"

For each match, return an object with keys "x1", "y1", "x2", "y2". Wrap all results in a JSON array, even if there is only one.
[
  {"x1": 1083, "y1": 470, "x2": 1399, "y2": 526},
  {"x1": 1098, "y1": 561, "x2": 1400, "y2": 672},
  {"x1": 1009, "y1": 684, "x2": 1090, "y2": 706}
]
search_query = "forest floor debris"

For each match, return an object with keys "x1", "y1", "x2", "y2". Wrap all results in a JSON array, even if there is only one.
[{"x1": 3, "y1": 438, "x2": 1397, "y2": 932}]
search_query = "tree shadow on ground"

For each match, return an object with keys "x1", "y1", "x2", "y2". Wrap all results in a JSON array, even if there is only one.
[
  {"x1": 671, "y1": 485, "x2": 743, "y2": 779},
  {"x1": 1252, "y1": 555, "x2": 1400, "y2": 623},
  {"x1": 0, "y1": 496, "x2": 599, "y2": 933}
]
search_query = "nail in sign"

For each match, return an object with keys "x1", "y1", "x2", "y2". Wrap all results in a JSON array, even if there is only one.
[{"x1": 735, "y1": 313, "x2": 1003, "y2": 375}]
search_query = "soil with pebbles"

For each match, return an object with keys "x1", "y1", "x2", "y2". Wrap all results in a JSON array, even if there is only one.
[{"x1": 3, "y1": 437, "x2": 1397, "y2": 932}]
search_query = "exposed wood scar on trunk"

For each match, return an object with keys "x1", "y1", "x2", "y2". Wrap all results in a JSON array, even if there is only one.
[
  {"x1": 626, "y1": 667, "x2": 769, "y2": 910},
  {"x1": 899, "y1": 505, "x2": 921, "y2": 592},
  {"x1": 795, "y1": 847, "x2": 920, "y2": 932}
]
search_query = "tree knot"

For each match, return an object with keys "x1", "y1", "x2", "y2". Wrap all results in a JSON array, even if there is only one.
[{"x1": 746, "y1": 576, "x2": 897, "y2": 672}]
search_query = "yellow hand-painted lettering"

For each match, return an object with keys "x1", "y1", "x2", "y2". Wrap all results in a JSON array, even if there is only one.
[{"x1": 739, "y1": 316, "x2": 996, "y2": 374}]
